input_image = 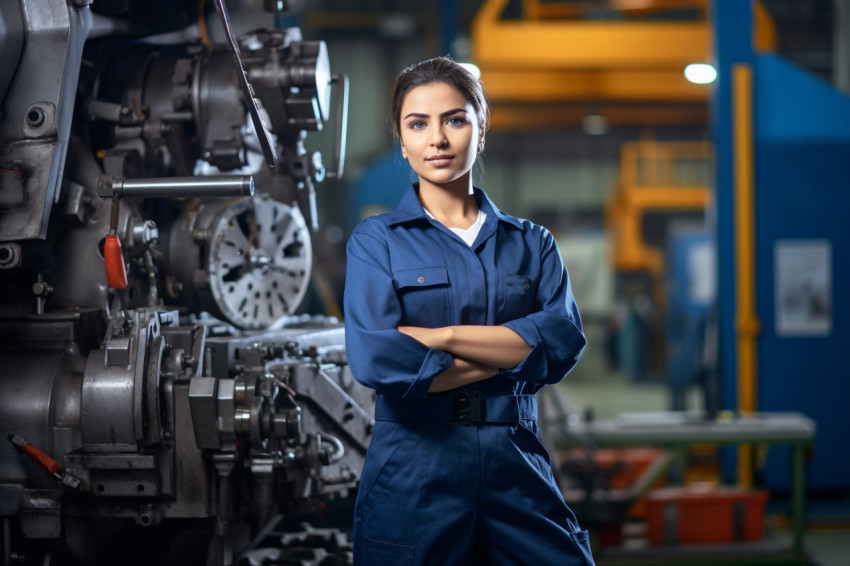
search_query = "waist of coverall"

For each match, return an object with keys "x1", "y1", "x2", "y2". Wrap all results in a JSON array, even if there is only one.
[{"x1": 375, "y1": 392, "x2": 537, "y2": 426}]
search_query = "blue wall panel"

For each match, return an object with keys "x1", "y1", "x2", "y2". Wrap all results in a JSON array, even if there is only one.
[
  {"x1": 753, "y1": 54, "x2": 850, "y2": 490},
  {"x1": 754, "y1": 141, "x2": 850, "y2": 488}
]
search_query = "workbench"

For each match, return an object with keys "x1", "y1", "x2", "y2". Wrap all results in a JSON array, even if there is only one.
[{"x1": 552, "y1": 411, "x2": 816, "y2": 565}]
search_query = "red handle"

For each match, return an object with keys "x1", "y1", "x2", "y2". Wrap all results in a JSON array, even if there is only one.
[
  {"x1": 104, "y1": 234, "x2": 128, "y2": 289},
  {"x1": 22, "y1": 442, "x2": 62, "y2": 476}
]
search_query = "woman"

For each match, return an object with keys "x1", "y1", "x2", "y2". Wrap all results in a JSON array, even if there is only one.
[{"x1": 344, "y1": 56, "x2": 593, "y2": 566}]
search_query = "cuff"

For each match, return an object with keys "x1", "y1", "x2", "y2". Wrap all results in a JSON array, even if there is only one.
[
  {"x1": 403, "y1": 347, "x2": 454, "y2": 399},
  {"x1": 500, "y1": 318, "x2": 546, "y2": 377}
]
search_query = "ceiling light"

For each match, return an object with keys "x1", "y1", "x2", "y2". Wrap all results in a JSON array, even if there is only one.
[{"x1": 684, "y1": 63, "x2": 717, "y2": 85}]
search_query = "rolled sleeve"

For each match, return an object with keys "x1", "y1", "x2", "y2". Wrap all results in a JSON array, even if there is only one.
[
  {"x1": 500, "y1": 230, "x2": 586, "y2": 385},
  {"x1": 344, "y1": 222, "x2": 453, "y2": 398}
]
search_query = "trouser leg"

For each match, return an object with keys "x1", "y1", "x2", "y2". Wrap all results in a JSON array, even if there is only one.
[
  {"x1": 353, "y1": 422, "x2": 479, "y2": 566},
  {"x1": 477, "y1": 420, "x2": 595, "y2": 566}
]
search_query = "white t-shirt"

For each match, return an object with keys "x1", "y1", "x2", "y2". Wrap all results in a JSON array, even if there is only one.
[{"x1": 425, "y1": 208, "x2": 487, "y2": 247}]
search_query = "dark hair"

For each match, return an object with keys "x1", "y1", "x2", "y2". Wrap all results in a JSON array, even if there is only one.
[{"x1": 390, "y1": 56, "x2": 490, "y2": 146}]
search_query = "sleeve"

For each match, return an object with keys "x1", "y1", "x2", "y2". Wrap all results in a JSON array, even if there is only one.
[
  {"x1": 500, "y1": 228, "x2": 586, "y2": 385},
  {"x1": 343, "y1": 220, "x2": 454, "y2": 398}
]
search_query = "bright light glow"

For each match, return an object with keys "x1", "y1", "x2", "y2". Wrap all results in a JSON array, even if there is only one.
[
  {"x1": 684, "y1": 63, "x2": 717, "y2": 85},
  {"x1": 582, "y1": 114, "x2": 609, "y2": 136},
  {"x1": 460, "y1": 63, "x2": 481, "y2": 80}
]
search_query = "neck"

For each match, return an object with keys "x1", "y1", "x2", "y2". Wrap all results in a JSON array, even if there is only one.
[{"x1": 416, "y1": 174, "x2": 479, "y2": 229}]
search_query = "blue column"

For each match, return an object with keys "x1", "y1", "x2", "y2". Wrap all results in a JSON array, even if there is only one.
[
  {"x1": 440, "y1": 0, "x2": 457, "y2": 57},
  {"x1": 710, "y1": 0, "x2": 754, "y2": 415}
]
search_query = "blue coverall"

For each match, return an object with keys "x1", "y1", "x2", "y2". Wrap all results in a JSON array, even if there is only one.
[{"x1": 344, "y1": 185, "x2": 593, "y2": 566}]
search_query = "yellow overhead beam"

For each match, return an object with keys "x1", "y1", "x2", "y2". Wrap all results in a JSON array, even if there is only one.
[
  {"x1": 622, "y1": 187, "x2": 709, "y2": 209},
  {"x1": 472, "y1": 0, "x2": 774, "y2": 129},
  {"x1": 524, "y1": 0, "x2": 708, "y2": 20},
  {"x1": 482, "y1": 69, "x2": 709, "y2": 103},
  {"x1": 473, "y1": 0, "x2": 709, "y2": 70}
]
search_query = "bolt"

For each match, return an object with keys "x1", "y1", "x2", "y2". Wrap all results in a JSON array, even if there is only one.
[
  {"x1": 32, "y1": 281, "x2": 54, "y2": 297},
  {"x1": 132, "y1": 219, "x2": 159, "y2": 246},
  {"x1": 0, "y1": 243, "x2": 22, "y2": 269},
  {"x1": 137, "y1": 505, "x2": 158, "y2": 527},
  {"x1": 26, "y1": 107, "x2": 45, "y2": 127}
]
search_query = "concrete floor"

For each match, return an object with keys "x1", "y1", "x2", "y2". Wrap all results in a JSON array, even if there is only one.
[{"x1": 553, "y1": 353, "x2": 850, "y2": 566}]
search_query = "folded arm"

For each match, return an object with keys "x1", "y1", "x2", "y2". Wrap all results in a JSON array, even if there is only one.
[
  {"x1": 428, "y1": 356, "x2": 499, "y2": 393},
  {"x1": 398, "y1": 325, "x2": 532, "y2": 369}
]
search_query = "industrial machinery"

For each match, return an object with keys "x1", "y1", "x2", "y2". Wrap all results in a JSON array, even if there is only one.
[{"x1": 0, "y1": 1, "x2": 371, "y2": 564}]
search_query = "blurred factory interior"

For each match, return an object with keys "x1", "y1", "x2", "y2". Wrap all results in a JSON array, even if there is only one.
[
  {"x1": 0, "y1": 0, "x2": 848, "y2": 564},
  {"x1": 301, "y1": 0, "x2": 850, "y2": 564}
]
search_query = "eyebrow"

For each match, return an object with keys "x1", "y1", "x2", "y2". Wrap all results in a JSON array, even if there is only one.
[{"x1": 403, "y1": 108, "x2": 468, "y2": 121}]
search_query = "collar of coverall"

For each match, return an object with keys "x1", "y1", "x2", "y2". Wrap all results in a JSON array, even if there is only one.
[{"x1": 386, "y1": 184, "x2": 524, "y2": 230}]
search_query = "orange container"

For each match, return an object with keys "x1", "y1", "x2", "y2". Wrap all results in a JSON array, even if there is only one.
[
  {"x1": 559, "y1": 448, "x2": 666, "y2": 490},
  {"x1": 645, "y1": 485, "x2": 769, "y2": 545}
]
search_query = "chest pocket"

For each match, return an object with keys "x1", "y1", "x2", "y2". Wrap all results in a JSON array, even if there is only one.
[
  {"x1": 500, "y1": 274, "x2": 535, "y2": 323},
  {"x1": 392, "y1": 266, "x2": 450, "y2": 327}
]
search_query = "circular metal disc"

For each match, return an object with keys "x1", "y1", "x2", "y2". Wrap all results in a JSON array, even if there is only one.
[{"x1": 207, "y1": 196, "x2": 312, "y2": 329}]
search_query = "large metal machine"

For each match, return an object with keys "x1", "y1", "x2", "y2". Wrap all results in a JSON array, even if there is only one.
[{"x1": 0, "y1": 1, "x2": 371, "y2": 564}]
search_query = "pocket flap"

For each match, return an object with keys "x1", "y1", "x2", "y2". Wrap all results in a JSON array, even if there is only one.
[
  {"x1": 392, "y1": 266, "x2": 449, "y2": 290},
  {"x1": 506, "y1": 274, "x2": 532, "y2": 290}
]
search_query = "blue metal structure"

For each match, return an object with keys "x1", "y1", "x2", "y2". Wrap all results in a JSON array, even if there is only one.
[
  {"x1": 665, "y1": 225, "x2": 712, "y2": 411},
  {"x1": 713, "y1": 0, "x2": 850, "y2": 490}
]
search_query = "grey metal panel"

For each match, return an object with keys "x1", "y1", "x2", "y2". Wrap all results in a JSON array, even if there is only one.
[
  {"x1": 81, "y1": 349, "x2": 137, "y2": 451},
  {"x1": 0, "y1": 2, "x2": 92, "y2": 241}
]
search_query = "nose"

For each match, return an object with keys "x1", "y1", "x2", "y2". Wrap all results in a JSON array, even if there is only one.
[{"x1": 429, "y1": 125, "x2": 447, "y2": 148}]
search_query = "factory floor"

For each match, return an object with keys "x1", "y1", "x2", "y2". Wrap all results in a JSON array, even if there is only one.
[{"x1": 556, "y1": 355, "x2": 850, "y2": 566}]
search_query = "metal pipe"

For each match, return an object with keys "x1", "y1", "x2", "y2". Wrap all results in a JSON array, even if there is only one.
[
  {"x1": 116, "y1": 175, "x2": 254, "y2": 199},
  {"x1": 733, "y1": 63, "x2": 760, "y2": 488}
]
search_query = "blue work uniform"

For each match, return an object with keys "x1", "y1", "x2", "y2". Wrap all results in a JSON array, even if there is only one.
[{"x1": 344, "y1": 184, "x2": 593, "y2": 566}]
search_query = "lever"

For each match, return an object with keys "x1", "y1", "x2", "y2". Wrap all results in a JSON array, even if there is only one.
[
  {"x1": 104, "y1": 197, "x2": 128, "y2": 290},
  {"x1": 212, "y1": 0, "x2": 279, "y2": 170},
  {"x1": 7, "y1": 433, "x2": 81, "y2": 490}
]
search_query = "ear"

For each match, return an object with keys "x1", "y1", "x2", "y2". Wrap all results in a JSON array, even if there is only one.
[
  {"x1": 400, "y1": 142, "x2": 408, "y2": 159},
  {"x1": 478, "y1": 135, "x2": 485, "y2": 153}
]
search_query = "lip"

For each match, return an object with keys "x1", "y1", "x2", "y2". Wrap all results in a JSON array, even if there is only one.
[{"x1": 426, "y1": 154, "x2": 454, "y2": 165}]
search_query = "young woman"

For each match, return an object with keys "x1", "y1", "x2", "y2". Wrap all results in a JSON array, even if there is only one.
[{"x1": 344, "y1": 56, "x2": 593, "y2": 566}]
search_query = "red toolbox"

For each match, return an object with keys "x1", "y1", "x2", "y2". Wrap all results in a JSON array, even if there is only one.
[{"x1": 645, "y1": 485, "x2": 769, "y2": 545}]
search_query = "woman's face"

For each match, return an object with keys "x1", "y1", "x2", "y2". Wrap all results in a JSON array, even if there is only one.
[{"x1": 398, "y1": 81, "x2": 481, "y2": 189}]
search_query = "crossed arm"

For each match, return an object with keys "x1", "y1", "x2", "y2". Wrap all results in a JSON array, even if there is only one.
[{"x1": 398, "y1": 325, "x2": 532, "y2": 393}]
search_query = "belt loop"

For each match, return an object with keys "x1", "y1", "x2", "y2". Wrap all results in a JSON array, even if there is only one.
[{"x1": 449, "y1": 391, "x2": 481, "y2": 426}]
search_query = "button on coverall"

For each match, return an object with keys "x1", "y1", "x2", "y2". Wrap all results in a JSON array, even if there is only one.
[{"x1": 344, "y1": 185, "x2": 593, "y2": 566}]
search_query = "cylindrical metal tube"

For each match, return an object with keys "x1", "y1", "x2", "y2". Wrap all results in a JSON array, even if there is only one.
[{"x1": 117, "y1": 175, "x2": 254, "y2": 198}]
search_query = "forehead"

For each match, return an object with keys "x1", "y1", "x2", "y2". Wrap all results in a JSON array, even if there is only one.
[{"x1": 400, "y1": 82, "x2": 472, "y2": 115}]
